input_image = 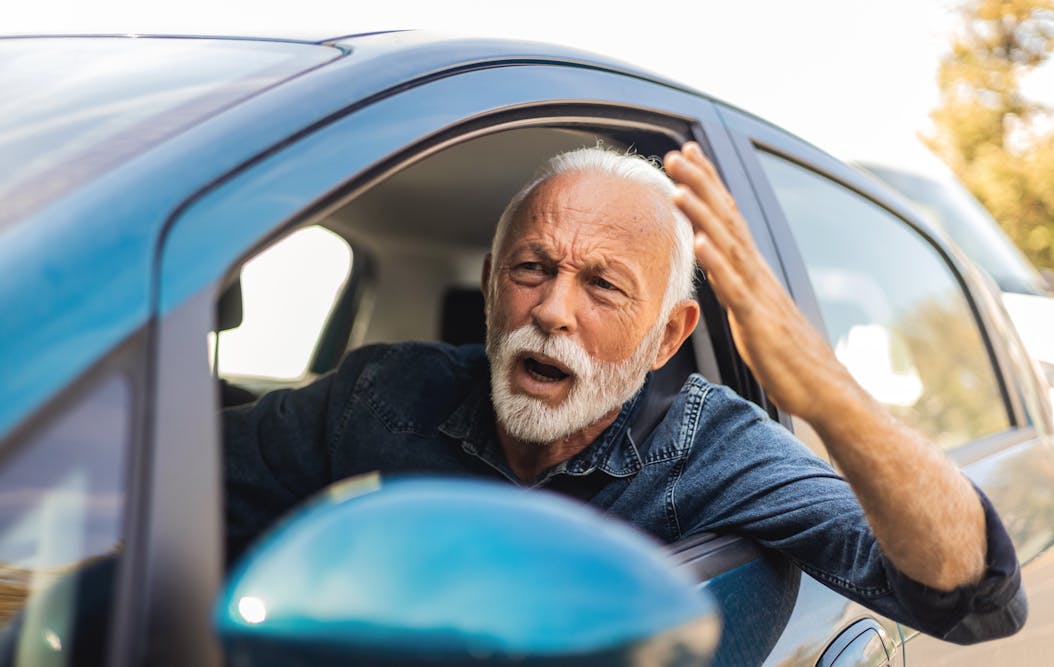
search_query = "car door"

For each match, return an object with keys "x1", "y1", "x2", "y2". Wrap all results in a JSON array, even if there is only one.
[{"x1": 718, "y1": 102, "x2": 1054, "y2": 665}]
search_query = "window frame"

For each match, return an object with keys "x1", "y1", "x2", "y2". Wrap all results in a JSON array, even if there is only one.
[{"x1": 192, "y1": 105, "x2": 820, "y2": 660}]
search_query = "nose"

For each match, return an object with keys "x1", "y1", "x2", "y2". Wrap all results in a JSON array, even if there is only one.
[{"x1": 531, "y1": 273, "x2": 578, "y2": 335}]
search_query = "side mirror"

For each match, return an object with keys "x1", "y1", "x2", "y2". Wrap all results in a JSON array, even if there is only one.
[{"x1": 215, "y1": 475, "x2": 720, "y2": 666}]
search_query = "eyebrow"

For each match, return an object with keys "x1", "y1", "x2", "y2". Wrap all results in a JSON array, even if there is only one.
[
  {"x1": 588, "y1": 260, "x2": 643, "y2": 295},
  {"x1": 515, "y1": 242, "x2": 645, "y2": 294},
  {"x1": 524, "y1": 242, "x2": 553, "y2": 260}
]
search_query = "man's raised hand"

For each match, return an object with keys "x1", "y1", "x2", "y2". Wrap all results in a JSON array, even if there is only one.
[{"x1": 663, "y1": 142, "x2": 856, "y2": 422}]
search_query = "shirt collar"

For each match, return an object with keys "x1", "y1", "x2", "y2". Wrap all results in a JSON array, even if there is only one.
[{"x1": 439, "y1": 369, "x2": 649, "y2": 484}]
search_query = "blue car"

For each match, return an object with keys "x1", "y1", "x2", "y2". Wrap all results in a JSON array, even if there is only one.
[{"x1": 2, "y1": 31, "x2": 1053, "y2": 666}]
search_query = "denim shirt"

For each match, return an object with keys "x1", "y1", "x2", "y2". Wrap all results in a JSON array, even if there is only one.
[{"x1": 224, "y1": 341, "x2": 1024, "y2": 643}]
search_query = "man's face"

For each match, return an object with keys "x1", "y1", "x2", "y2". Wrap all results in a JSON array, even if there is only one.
[{"x1": 485, "y1": 171, "x2": 675, "y2": 444}]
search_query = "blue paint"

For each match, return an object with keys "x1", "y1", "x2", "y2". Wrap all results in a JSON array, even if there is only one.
[{"x1": 216, "y1": 476, "x2": 718, "y2": 663}]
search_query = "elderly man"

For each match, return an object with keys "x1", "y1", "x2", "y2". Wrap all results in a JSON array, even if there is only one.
[{"x1": 223, "y1": 142, "x2": 1023, "y2": 642}]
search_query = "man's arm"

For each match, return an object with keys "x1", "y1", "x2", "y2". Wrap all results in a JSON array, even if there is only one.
[
  {"x1": 222, "y1": 346, "x2": 378, "y2": 565},
  {"x1": 663, "y1": 142, "x2": 986, "y2": 592}
]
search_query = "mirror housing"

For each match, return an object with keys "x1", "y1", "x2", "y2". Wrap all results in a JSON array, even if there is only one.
[{"x1": 215, "y1": 475, "x2": 720, "y2": 666}]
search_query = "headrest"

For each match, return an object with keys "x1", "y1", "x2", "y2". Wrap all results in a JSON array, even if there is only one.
[{"x1": 440, "y1": 288, "x2": 486, "y2": 346}]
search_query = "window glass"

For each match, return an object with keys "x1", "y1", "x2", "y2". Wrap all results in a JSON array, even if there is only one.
[
  {"x1": 862, "y1": 164, "x2": 1048, "y2": 296},
  {"x1": 214, "y1": 226, "x2": 353, "y2": 381},
  {"x1": 757, "y1": 151, "x2": 1010, "y2": 449},
  {"x1": 0, "y1": 373, "x2": 131, "y2": 663}
]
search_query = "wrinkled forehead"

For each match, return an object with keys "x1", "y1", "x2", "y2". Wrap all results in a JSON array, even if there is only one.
[{"x1": 501, "y1": 171, "x2": 675, "y2": 259}]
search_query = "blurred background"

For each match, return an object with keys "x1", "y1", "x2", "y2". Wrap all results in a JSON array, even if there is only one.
[{"x1": 5, "y1": 0, "x2": 1053, "y2": 272}]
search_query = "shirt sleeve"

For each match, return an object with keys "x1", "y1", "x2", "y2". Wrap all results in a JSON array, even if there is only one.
[
  {"x1": 221, "y1": 346, "x2": 375, "y2": 566},
  {"x1": 675, "y1": 379, "x2": 1025, "y2": 643},
  {"x1": 880, "y1": 485, "x2": 1026, "y2": 644}
]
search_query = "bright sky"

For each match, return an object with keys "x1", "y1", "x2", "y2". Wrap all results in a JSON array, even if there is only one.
[{"x1": 5, "y1": 0, "x2": 989, "y2": 175}]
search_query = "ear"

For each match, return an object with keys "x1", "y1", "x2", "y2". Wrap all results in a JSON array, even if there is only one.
[
  {"x1": 650, "y1": 301, "x2": 701, "y2": 371},
  {"x1": 481, "y1": 253, "x2": 493, "y2": 306}
]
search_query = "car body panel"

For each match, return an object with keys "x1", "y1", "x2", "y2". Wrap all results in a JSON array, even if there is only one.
[{"x1": 0, "y1": 36, "x2": 343, "y2": 227}]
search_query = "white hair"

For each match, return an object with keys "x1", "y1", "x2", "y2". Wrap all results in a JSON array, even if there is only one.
[{"x1": 491, "y1": 145, "x2": 697, "y2": 318}]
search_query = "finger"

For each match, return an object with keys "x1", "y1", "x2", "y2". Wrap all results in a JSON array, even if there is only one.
[
  {"x1": 672, "y1": 185, "x2": 738, "y2": 256},
  {"x1": 681, "y1": 143, "x2": 721, "y2": 182},
  {"x1": 672, "y1": 144, "x2": 726, "y2": 205},
  {"x1": 671, "y1": 145, "x2": 746, "y2": 220},
  {"x1": 664, "y1": 152, "x2": 716, "y2": 205},
  {"x1": 673, "y1": 185, "x2": 765, "y2": 291},
  {"x1": 666, "y1": 154, "x2": 747, "y2": 242},
  {"x1": 692, "y1": 231, "x2": 751, "y2": 311}
]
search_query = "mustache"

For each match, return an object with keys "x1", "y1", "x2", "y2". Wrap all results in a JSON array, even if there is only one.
[{"x1": 487, "y1": 325, "x2": 598, "y2": 379}]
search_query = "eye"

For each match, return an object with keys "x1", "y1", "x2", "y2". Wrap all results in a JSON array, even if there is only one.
[
  {"x1": 592, "y1": 276, "x2": 618, "y2": 291},
  {"x1": 509, "y1": 261, "x2": 550, "y2": 283}
]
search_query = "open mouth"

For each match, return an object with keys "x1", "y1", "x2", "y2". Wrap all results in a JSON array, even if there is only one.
[{"x1": 523, "y1": 356, "x2": 571, "y2": 383}]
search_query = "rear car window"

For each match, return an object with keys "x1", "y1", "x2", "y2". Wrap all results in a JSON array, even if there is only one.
[{"x1": 757, "y1": 150, "x2": 1010, "y2": 450}]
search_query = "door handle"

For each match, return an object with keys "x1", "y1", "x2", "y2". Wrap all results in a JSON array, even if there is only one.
[{"x1": 816, "y1": 618, "x2": 891, "y2": 667}]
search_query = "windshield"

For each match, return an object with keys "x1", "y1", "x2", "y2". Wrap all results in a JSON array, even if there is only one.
[
  {"x1": 0, "y1": 37, "x2": 339, "y2": 226},
  {"x1": 863, "y1": 164, "x2": 1049, "y2": 296}
]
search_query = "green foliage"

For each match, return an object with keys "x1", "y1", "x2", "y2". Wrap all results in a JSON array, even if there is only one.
[
  {"x1": 892, "y1": 295, "x2": 1010, "y2": 448},
  {"x1": 925, "y1": 0, "x2": 1054, "y2": 269}
]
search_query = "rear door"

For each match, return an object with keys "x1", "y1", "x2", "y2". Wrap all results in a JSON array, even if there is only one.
[{"x1": 718, "y1": 101, "x2": 1054, "y2": 665}]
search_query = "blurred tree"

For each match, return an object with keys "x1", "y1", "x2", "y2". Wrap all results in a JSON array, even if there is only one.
[{"x1": 925, "y1": 0, "x2": 1054, "y2": 269}]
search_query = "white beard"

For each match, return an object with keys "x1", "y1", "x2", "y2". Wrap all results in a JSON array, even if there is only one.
[{"x1": 485, "y1": 318, "x2": 667, "y2": 445}]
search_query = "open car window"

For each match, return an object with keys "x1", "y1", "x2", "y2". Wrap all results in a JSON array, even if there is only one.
[
  {"x1": 210, "y1": 118, "x2": 812, "y2": 665},
  {"x1": 214, "y1": 124, "x2": 723, "y2": 389}
]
